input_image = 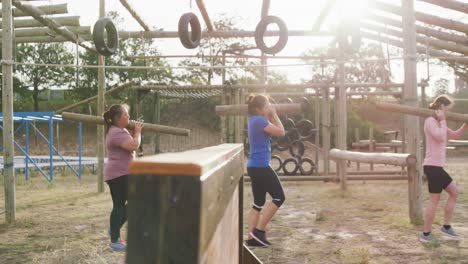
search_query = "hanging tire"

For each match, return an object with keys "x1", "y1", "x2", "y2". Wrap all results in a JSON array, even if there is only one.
[
  {"x1": 337, "y1": 22, "x2": 361, "y2": 53},
  {"x1": 270, "y1": 155, "x2": 283, "y2": 173},
  {"x1": 283, "y1": 118, "x2": 296, "y2": 131},
  {"x1": 93, "y1": 18, "x2": 119, "y2": 57},
  {"x1": 288, "y1": 140, "x2": 305, "y2": 158},
  {"x1": 282, "y1": 158, "x2": 299, "y2": 175},
  {"x1": 178, "y1": 12, "x2": 202, "y2": 49},
  {"x1": 275, "y1": 136, "x2": 289, "y2": 151},
  {"x1": 255, "y1": 16, "x2": 288, "y2": 54},
  {"x1": 298, "y1": 158, "x2": 315, "y2": 175},
  {"x1": 285, "y1": 129, "x2": 300, "y2": 144}
]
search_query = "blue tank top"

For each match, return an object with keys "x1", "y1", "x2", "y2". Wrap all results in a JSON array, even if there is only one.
[{"x1": 247, "y1": 115, "x2": 270, "y2": 167}]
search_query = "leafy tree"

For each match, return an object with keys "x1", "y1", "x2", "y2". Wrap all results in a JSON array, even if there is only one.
[{"x1": 16, "y1": 43, "x2": 75, "y2": 111}]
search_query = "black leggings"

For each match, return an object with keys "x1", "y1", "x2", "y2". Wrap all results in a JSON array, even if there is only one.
[
  {"x1": 107, "y1": 175, "x2": 128, "y2": 243},
  {"x1": 247, "y1": 166, "x2": 286, "y2": 211}
]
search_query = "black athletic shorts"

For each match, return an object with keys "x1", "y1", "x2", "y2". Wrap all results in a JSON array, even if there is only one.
[
  {"x1": 247, "y1": 166, "x2": 285, "y2": 211},
  {"x1": 423, "y1": 166, "x2": 453, "y2": 194}
]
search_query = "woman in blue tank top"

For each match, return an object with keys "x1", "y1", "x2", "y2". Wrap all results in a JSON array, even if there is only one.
[{"x1": 245, "y1": 94, "x2": 286, "y2": 247}]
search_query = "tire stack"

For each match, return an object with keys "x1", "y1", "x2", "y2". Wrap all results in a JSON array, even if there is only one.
[{"x1": 244, "y1": 97, "x2": 318, "y2": 176}]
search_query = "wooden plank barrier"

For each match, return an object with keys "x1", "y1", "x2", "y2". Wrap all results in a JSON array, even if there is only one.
[
  {"x1": 329, "y1": 148, "x2": 422, "y2": 224},
  {"x1": 61, "y1": 112, "x2": 190, "y2": 136},
  {"x1": 126, "y1": 144, "x2": 262, "y2": 264},
  {"x1": 215, "y1": 103, "x2": 302, "y2": 116}
]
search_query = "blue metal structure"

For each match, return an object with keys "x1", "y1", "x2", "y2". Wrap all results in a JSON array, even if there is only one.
[{"x1": 0, "y1": 112, "x2": 83, "y2": 183}]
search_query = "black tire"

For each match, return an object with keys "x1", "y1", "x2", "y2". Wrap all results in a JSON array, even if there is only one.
[
  {"x1": 285, "y1": 129, "x2": 300, "y2": 144},
  {"x1": 270, "y1": 155, "x2": 283, "y2": 173},
  {"x1": 93, "y1": 18, "x2": 119, "y2": 57},
  {"x1": 298, "y1": 158, "x2": 315, "y2": 175},
  {"x1": 288, "y1": 140, "x2": 305, "y2": 158},
  {"x1": 279, "y1": 97, "x2": 294, "y2": 104},
  {"x1": 282, "y1": 158, "x2": 299, "y2": 175},
  {"x1": 300, "y1": 97, "x2": 311, "y2": 113},
  {"x1": 337, "y1": 22, "x2": 361, "y2": 53},
  {"x1": 296, "y1": 119, "x2": 314, "y2": 138},
  {"x1": 255, "y1": 16, "x2": 288, "y2": 54},
  {"x1": 275, "y1": 136, "x2": 289, "y2": 151},
  {"x1": 178, "y1": 13, "x2": 202, "y2": 49},
  {"x1": 283, "y1": 118, "x2": 296, "y2": 130}
]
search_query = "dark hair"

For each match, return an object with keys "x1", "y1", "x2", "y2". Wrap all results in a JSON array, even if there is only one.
[
  {"x1": 103, "y1": 104, "x2": 129, "y2": 134},
  {"x1": 246, "y1": 94, "x2": 270, "y2": 116},
  {"x1": 428, "y1": 95, "x2": 453, "y2": 110}
]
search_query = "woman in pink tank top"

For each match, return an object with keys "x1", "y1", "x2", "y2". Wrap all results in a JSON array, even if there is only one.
[{"x1": 420, "y1": 95, "x2": 466, "y2": 243}]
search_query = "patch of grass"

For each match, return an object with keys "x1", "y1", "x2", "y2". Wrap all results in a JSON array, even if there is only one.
[
  {"x1": 382, "y1": 213, "x2": 412, "y2": 231},
  {"x1": 343, "y1": 247, "x2": 371, "y2": 264},
  {"x1": 315, "y1": 210, "x2": 326, "y2": 222}
]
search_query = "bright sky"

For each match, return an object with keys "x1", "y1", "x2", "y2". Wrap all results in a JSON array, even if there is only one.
[{"x1": 36, "y1": 0, "x2": 468, "y2": 94}]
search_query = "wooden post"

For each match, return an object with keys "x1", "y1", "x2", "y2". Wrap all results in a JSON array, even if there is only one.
[
  {"x1": 402, "y1": 0, "x2": 423, "y2": 224},
  {"x1": 234, "y1": 89, "x2": 241, "y2": 143},
  {"x1": 354, "y1": 128, "x2": 360, "y2": 171},
  {"x1": 337, "y1": 47, "x2": 347, "y2": 191},
  {"x1": 153, "y1": 93, "x2": 161, "y2": 154},
  {"x1": 2, "y1": 0, "x2": 16, "y2": 223},
  {"x1": 369, "y1": 127, "x2": 374, "y2": 171},
  {"x1": 421, "y1": 82, "x2": 427, "y2": 158},
  {"x1": 314, "y1": 92, "x2": 320, "y2": 174},
  {"x1": 97, "y1": 0, "x2": 105, "y2": 193},
  {"x1": 220, "y1": 52, "x2": 227, "y2": 143},
  {"x1": 321, "y1": 87, "x2": 331, "y2": 175}
]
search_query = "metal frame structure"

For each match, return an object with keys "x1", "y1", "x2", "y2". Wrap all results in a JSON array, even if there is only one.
[{"x1": 0, "y1": 112, "x2": 83, "y2": 182}]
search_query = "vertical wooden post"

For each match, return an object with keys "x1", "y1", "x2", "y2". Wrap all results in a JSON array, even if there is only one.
[
  {"x1": 420, "y1": 82, "x2": 427, "y2": 158},
  {"x1": 314, "y1": 92, "x2": 320, "y2": 174},
  {"x1": 153, "y1": 93, "x2": 161, "y2": 154},
  {"x1": 337, "y1": 48, "x2": 347, "y2": 191},
  {"x1": 354, "y1": 128, "x2": 360, "y2": 171},
  {"x1": 97, "y1": 0, "x2": 106, "y2": 193},
  {"x1": 220, "y1": 52, "x2": 227, "y2": 143},
  {"x1": 234, "y1": 88, "x2": 241, "y2": 143},
  {"x1": 369, "y1": 127, "x2": 374, "y2": 171},
  {"x1": 402, "y1": 0, "x2": 423, "y2": 224},
  {"x1": 2, "y1": 0, "x2": 16, "y2": 223},
  {"x1": 321, "y1": 87, "x2": 331, "y2": 175},
  {"x1": 407, "y1": 163, "x2": 422, "y2": 224}
]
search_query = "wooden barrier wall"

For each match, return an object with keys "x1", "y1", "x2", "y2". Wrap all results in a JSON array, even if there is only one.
[{"x1": 126, "y1": 144, "x2": 259, "y2": 263}]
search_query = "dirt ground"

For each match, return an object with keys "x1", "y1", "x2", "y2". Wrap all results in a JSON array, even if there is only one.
[{"x1": 0, "y1": 159, "x2": 468, "y2": 264}]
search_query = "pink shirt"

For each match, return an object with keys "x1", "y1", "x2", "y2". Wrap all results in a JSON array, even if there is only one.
[
  {"x1": 423, "y1": 117, "x2": 465, "y2": 167},
  {"x1": 104, "y1": 126, "x2": 134, "y2": 181}
]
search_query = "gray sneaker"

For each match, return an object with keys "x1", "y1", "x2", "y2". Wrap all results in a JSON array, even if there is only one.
[
  {"x1": 441, "y1": 227, "x2": 460, "y2": 239},
  {"x1": 420, "y1": 233, "x2": 433, "y2": 243}
]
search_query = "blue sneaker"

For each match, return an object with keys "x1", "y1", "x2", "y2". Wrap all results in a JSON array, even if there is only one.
[{"x1": 109, "y1": 241, "x2": 126, "y2": 251}]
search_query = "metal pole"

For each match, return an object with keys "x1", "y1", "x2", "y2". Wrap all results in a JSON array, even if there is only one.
[
  {"x1": 2, "y1": 0, "x2": 16, "y2": 223},
  {"x1": 25, "y1": 121, "x2": 29, "y2": 180},
  {"x1": 97, "y1": 0, "x2": 105, "y2": 193},
  {"x1": 49, "y1": 117, "x2": 53, "y2": 183},
  {"x1": 78, "y1": 122, "x2": 82, "y2": 179}
]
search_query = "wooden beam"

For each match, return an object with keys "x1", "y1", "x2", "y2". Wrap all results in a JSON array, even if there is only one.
[
  {"x1": 0, "y1": 26, "x2": 90, "y2": 38},
  {"x1": 312, "y1": 0, "x2": 336, "y2": 31},
  {"x1": 0, "y1": 16, "x2": 80, "y2": 29},
  {"x1": 11, "y1": 3, "x2": 96, "y2": 52},
  {"x1": 0, "y1": 3, "x2": 67, "y2": 18},
  {"x1": 61, "y1": 112, "x2": 190, "y2": 136},
  {"x1": 2, "y1": 0, "x2": 16, "y2": 223},
  {"x1": 118, "y1": 30, "x2": 334, "y2": 39},
  {"x1": 418, "y1": 0, "x2": 468, "y2": 14},
  {"x1": 195, "y1": 0, "x2": 214, "y2": 32},
  {"x1": 119, "y1": 0, "x2": 151, "y2": 31},
  {"x1": 366, "y1": 13, "x2": 468, "y2": 46},
  {"x1": 261, "y1": 0, "x2": 270, "y2": 19},
  {"x1": 361, "y1": 21, "x2": 468, "y2": 54},
  {"x1": 371, "y1": 0, "x2": 468, "y2": 35},
  {"x1": 371, "y1": 102, "x2": 468, "y2": 123},
  {"x1": 55, "y1": 81, "x2": 136, "y2": 113},
  {"x1": 329, "y1": 149, "x2": 417, "y2": 166},
  {"x1": 215, "y1": 103, "x2": 303, "y2": 116},
  {"x1": 244, "y1": 175, "x2": 409, "y2": 182},
  {"x1": 128, "y1": 54, "x2": 335, "y2": 60}
]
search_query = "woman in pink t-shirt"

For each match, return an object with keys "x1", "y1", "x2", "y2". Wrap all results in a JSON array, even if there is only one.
[
  {"x1": 421, "y1": 95, "x2": 466, "y2": 243},
  {"x1": 103, "y1": 104, "x2": 143, "y2": 251}
]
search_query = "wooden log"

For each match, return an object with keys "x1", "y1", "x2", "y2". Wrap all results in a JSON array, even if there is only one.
[
  {"x1": 0, "y1": 3, "x2": 68, "y2": 18},
  {"x1": 372, "y1": 0, "x2": 468, "y2": 35},
  {"x1": 369, "y1": 127, "x2": 374, "y2": 171},
  {"x1": 244, "y1": 175, "x2": 408, "y2": 182},
  {"x1": 366, "y1": 13, "x2": 468, "y2": 46},
  {"x1": 61, "y1": 112, "x2": 190, "y2": 136},
  {"x1": 312, "y1": 0, "x2": 336, "y2": 31},
  {"x1": 372, "y1": 102, "x2": 468, "y2": 123},
  {"x1": 0, "y1": 26, "x2": 91, "y2": 38},
  {"x1": 11, "y1": 2, "x2": 95, "y2": 52},
  {"x1": 361, "y1": 21, "x2": 468, "y2": 55},
  {"x1": 322, "y1": 87, "x2": 331, "y2": 175},
  {"x1": 352, "y1": 142, "x2": 402, "y2": 148},
  {"x1": 2, "y1": 0, "x2": 16, "y2": 223},
  {"x1": 2, "y1": 16, "x2": 80, "y2": 29},
  {"x1": 196, "y1": 0, "x2": 214, "y2": 32},
  {"x1": 126, "y1": 144, "x2": 244, "y2": 263},
  {"x1": 243, "y1": 245, "x2": 263, "y2": 264},
  {"x1": 418, "y1": 0, "x2": 468, "y2": 14},
  {"x1": 119, "y1": 0, "x2": 151, "y2": 31},
  {"x1": 118, "y1": 30, "x2": 335, "y2": 39},
  {"x1": 97, "y1": 0, "x2": 106, "y2": 193},
  {"x1": 329, "y1": 148, "x2": 416, "y2": 166},
  {"x1": 0, "y1": 34, "x2": 92, "y2": 44},
  {"x1": 55, "y1": 81, "x2": 136, "y2": 114},
  {"x1": 215, "y1": 103, "x2": 302, "y2": 116}
]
